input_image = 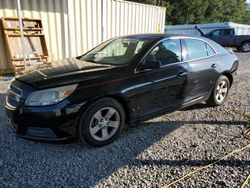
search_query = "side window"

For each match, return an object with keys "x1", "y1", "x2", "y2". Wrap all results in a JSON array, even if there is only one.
[
  {"x1": 211, "y1": 30, "x2": 223, "y2": 37},
  {"x1": 185, "y1": 39, "x2": 207, "y2": 60},
  {"x1": 224, "y1": 29, "x2": 233, "y2": 36},
  {"x1": 206, "y1": 43, "x2": 216, "y2": 56},
  {"x1": 146, "y1": 39, "x2": 181, "y2": 66}
]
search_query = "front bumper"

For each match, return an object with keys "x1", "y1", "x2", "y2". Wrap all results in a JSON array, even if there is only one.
[{"x1": 5, "y1": 100, "x2": 85, "y2": 142}]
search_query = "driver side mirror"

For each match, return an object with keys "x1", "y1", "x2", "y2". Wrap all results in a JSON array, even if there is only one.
[{"x1": 139, "y1": 60, "x2": 161, "y2": 71}]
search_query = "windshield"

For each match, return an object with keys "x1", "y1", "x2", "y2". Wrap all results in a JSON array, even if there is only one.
[{"x1": 80, "y1": 38, "x2": 151, "y2": 65}]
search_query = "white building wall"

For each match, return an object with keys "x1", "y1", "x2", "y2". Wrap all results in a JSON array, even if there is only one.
[{"x1": 164, "y1": 22, "x2": 250, "y2": 36}]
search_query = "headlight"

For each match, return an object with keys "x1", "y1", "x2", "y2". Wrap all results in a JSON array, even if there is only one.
[{"x1": 25, "y1": 84, "x2": 77, "y2": 106}]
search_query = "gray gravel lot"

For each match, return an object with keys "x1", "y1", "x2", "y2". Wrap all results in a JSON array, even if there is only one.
[{"x1": 0, "y1": 52, "x2": 250, "y2": 187}]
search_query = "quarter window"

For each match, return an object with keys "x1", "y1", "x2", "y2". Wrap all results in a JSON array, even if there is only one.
[{"x1": 146, "y1": 39, "x2": 181, "y2": 66}]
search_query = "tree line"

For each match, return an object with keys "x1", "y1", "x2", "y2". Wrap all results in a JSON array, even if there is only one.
[{"x1": 127, "y1": 0, "x2": 250, "y2": 25}]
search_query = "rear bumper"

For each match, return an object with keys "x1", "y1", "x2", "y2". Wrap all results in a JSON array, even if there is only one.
[{"x1": 5, "y1": 100, "x2": 86, "y2": 142}]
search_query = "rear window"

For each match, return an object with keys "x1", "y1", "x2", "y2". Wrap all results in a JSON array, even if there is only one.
[{"x1": 224, "y1": 29, "x2": 233, "y2": 36}]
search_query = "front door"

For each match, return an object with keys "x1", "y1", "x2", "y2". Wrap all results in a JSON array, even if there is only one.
[
  {"x1": 135, "y1": 39, "x2": 188, "y2": 118},
  {"x1": 207, "y1": 29, "x2": 225, "y2": 46}
]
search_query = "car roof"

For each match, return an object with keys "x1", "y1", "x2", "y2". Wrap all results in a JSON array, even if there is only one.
[
  {"x1": 119, "y1": 33, "x2": 229, "y2": 55},
  {"x1": 120, "y1": 33, "x2": 205, "y2": 40}
]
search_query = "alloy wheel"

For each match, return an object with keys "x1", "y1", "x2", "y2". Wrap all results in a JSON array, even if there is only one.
[
  {"x1": 215, "y1": 80, "x2": 228, "y2": 103},
  {"x1": 89, "y1": 107, "x2": 120, "y2": 141},
  {"x1": 243, "y1": 43, "x2": 250, "y2": 52}
]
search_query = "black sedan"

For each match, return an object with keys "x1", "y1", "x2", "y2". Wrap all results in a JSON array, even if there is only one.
[{"x1": 5, "y1": 34, "x2": 238, "y2": 146}]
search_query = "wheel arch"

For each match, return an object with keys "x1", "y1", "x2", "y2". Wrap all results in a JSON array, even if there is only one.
[
  {"x1": 221, "y1": 71, "x2": 233, "y2": 87},
  {"x1": 81, "y1": 94, "x2": 131, "y2": 124},
  {"x1": 240, "y1": 40, "x2": 250, "y2": 51},
  {"x1": 106, "y1": 95, "x2": 131, "y2": 124},
  {"x1": 241, "y1": 40, "x2": 250, "y2": 45}
]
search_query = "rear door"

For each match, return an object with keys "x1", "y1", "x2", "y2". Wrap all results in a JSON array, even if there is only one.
[{"x1": 183, "y1": 38, "x2": 218, "y2": 102}]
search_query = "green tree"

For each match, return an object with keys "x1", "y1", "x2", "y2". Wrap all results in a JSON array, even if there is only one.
[
  {"x1": 167, "y1": 0, "x2": 209, "y2": 24},
  {"x1": 205, "y1": 0, "x2": 248, "y2": 23},
  {"x1": 244, "y1": 11, "x2": 250, "y2": 24},
  {"x1": 127, "y1": 0, "x2": 249, "y2": 25}
]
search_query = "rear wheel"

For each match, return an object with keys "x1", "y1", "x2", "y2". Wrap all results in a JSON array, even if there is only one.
[
  {"x1": 78, "y1": 98, "x2": 125, "y2": 146},
  {"x1": 240, "y1": 42, "x2": 250, "y2": 52},
  {"x1": 207, "y1": 75, "x2": 230, "y2": 107}
]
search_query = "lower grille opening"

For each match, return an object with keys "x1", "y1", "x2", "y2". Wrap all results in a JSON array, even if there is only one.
[{"x1": 26, "y1": 127, "x2": 57, "y2": 139}]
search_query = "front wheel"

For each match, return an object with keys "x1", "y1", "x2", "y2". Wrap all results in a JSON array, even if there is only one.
[
  {"x1": 240, "y1": 42, "x2": 250, "y2": 52},
  {"x1": 78, "y1": 98, "x2": 125, "y2": 146},
  {"x1": 207, "y1": 75, "x2": 230, "y2": 107}
]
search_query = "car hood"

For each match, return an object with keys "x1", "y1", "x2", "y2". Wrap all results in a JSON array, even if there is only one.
[{"x1": 16, "y1": 58, "x2": 115, "y2": 89}]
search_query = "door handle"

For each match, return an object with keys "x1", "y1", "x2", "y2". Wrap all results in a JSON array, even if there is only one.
[
  {"x1": 211, "y1": 64, "x2": 216, "y2": 69},
  {"x1": 177, "y1": 72, "x2": 187, "y2": 78}
]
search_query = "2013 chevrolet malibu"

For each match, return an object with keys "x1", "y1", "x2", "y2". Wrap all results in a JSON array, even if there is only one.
[{"x1": 5, "y1": 34, "x2": 238, "y2": 146}]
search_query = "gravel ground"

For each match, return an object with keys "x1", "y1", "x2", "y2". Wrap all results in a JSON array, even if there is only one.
[{"x1": 0, "y1": 52, "x2": 249, "y2": 187}]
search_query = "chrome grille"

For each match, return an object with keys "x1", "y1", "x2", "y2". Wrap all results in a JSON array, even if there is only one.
[{"x1": 6, "y1": 84, "x2": 22, "y2": 109}]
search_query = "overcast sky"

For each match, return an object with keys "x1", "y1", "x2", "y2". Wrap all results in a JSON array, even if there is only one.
[{"x1": 247, "y1": 0, "x2": 250, "y2": 3}]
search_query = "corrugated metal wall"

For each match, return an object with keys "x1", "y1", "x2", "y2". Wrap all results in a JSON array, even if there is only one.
[
  {"x1": 164, "y1": 22, "x2": 250, "y2": 36},
  {"x1": 229, "y1": 22, "x2": 250, "y2": 35},
  {"x1": 60, "y1": 0, "x2": 166, "y2": 58},
  {"x1": 0, "y1": 0, "x2": 166, "y2": 70}
]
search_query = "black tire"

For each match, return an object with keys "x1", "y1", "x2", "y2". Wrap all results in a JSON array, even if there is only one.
[
  {"x1": 236, "y1": 47, "x2": 241, "y2": 52},
  {"x1": 78, "y1": 98, "x2": 125, "y2": 147},
  {"x1": 207, "y1": 75, "x2": 230, "y2": 107},
  {"x1": 240, "y1": 42, "x2": 250, "y2": 52}
]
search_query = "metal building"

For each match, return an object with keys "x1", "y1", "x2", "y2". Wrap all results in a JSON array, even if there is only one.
[
  {"x1": 165, "y1": 22, "x2": 250, "y2": 36},
  {"x1": 0, "y1": 0, "x2": 166, "y2": 72}
]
